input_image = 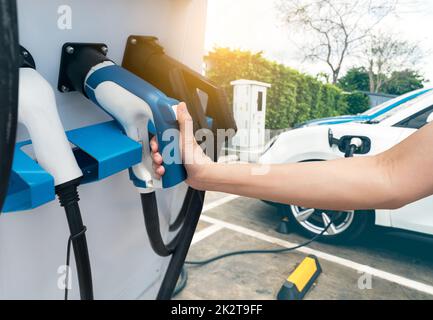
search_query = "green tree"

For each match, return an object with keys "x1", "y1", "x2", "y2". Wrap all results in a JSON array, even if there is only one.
[
  {"x1": 338, "y1": 67, "x2": 425, "y2": 96},
  {"x1": 205, "y1": 48, "x2": 349, "y2": 129},
  {"x1": 205, "y1": 48, "x2": 272, "y2": 103},
  {"x1": 383, "y1": 69, "x2": 425, "y2": 95},
  {"x1": 338, "y1": 68, "x2": 370, "y2": 92},
  {"x1": 345, "y1": 92, "x2": 370, "y2": 115}
]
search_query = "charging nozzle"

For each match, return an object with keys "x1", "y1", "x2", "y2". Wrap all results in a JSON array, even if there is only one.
[
  {"x1": 18, "y1": 48, "x2": 92, "y2": 300},
  {"x1": 18, "y1": 67, "x2": 83, "y2": 186},
  {"x1": 122, "y1": 36, "x2": 237, "y2": 160},
  {"x1": 328, "y1": 129, "x2": 371, "y2": 158},
  {"x1": 345, "y1": 137, "x2": 364, "y2": 158},
  {"x1": 121, "y1": 37, "x2": 238, "y2": 298},
  {"x1": 350, "y1": 137, "x2": 364, "y2": 149},
  {"x1": 58, "y1": 43, "x2": 186, "y2": 190}
]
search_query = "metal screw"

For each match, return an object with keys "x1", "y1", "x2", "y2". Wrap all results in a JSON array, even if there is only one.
[
  {"x1": 101, "y1": 46, "x2": 108, "y2": 55},
  {"x1": 130, "y1": 38, "x2": 137, "y2": 45},
  {"x1": 22, "y1": 51, "x2": 29, "y2": 58},
  {"x1": 65, "y1": 46, "x2": 75, "y2": 55},
  {"x1": 61, "y1": 85, "x2": 70, "y2": 93}
]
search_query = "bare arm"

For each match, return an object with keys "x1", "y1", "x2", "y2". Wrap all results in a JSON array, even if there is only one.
[{"x1": 152, "y1": 103, "x2": 433, "y2": 211}]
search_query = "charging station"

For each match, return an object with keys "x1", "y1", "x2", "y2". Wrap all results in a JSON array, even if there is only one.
[{"x1": 0, "y1": 0, "x2": 234, "y2": 300}]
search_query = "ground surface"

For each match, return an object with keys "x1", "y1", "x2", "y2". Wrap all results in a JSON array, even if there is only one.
[{"x1": 176, "y1": 192, "x2": 433, "y2": 300}]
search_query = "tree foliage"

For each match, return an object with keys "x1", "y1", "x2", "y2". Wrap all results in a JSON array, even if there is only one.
[
  {"x1": 364, "y1": 34, "x2": 423, "y2": 93},
  {"x1": 205, "y1": 48, "x2": 349, "y2": 129},
  {"x1": 338, "y1": 67, "x2": 425, "y2": 96},
  {"x1": 345, "y1": 92, "x2": 370, "y2": 115},
  {"x1": 338, "y1": 67, "x2": 370, "y2": 92},
  {"x1": 383, "y1": 69, "x2": 426, "y2": 95}
]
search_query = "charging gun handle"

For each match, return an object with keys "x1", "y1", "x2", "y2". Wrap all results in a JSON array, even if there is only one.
[{"x1": 84, "y1": 64, "x2": 187, "y2": 189}]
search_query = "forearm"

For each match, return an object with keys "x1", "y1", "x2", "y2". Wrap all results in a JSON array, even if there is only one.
[
  {"x1": 170, "y1": 105, "x2": 433, "y2": 211},
  {"x1": 194, "y1": 156, "x2": 397, "y2": 211}
]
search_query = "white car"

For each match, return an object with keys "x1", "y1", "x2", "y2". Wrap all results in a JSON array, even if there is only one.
[{"x1": 259, "y1": 89, "x2": 433, "y2": 242}]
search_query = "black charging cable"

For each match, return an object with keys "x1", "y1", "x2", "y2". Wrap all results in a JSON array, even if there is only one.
[
  {"x1": 188, "y1": 221, "x2": 332, "y2": 266},
  {"x1": 172, "y1": 221, "x2": 333, "y2": 298},
  {"x1": 140, "y1": 133, "x2": 194, "y2": 257},
  {"x1": 0, "y1": 0, "x2": 19, "y2": 212},
  {"x1": 56, "y1": 178, "x2": 93, "y2": 300},
  {"x1": 140, "y1": 192, "x2": 190, "y2": 257},
  {"x1": 141, "y1": 193, "x2": 177, "y2": 257},
  {"x1": 64, "y1": 226, "x2": 88, "y2": 300}
]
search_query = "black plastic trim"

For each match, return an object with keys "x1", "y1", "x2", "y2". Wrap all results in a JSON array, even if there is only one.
[
  {"x1": 58, "y1": 43, "x2": 110, "y2": 95},
  {"x1": 19, "y1": 46, "x2": 36, "y2": 69}
]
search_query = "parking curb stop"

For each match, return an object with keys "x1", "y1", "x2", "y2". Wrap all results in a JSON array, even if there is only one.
[{"x1": 277, "y1": 255, "x2": 322, "y2": 300}]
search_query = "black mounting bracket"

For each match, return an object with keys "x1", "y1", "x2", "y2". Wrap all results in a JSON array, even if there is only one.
[
  {"x1": 57, "y1": 42, "x2": 109, "y2": 94},
  {"x1": 328, "y1": 129, "x2": 340, "y2": 148},
  {"x1": 20, "y1": 46, "x2": 35, "y2": 69}
]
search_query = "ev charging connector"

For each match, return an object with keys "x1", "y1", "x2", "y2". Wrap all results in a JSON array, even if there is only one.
[
  {"x1": 58, "y1": 43, "x2": 190, "y2": 264},
  {"x1": 57, "y1": 42, "x2": 236, "y2": 299},
  {"x1": 328, "y1": 129, "x2": 371, "y2": 156},
  {"x1": 121, "y1": 37, "x2": 238, "y2": 299},
  {"x1": 58, "y1": 43, "x2": 186, "y2": 190},
  {"x1": 122, "y1": 36, "x2": 237, "y2": 159},
  {"x1": 19, "y1": 48, "x2": 93, "y2": 300}
]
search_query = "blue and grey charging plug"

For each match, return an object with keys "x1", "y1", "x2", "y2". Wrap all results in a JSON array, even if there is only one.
[{"x1": 58, "y1": 43, "x2": 188, "y2": 257}]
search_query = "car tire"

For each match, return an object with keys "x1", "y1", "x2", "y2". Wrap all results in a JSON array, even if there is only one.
[
  {"x1": 283, "y1": 159, "x2": 375, "y2": 244},
  {"x1": 286, "y1": 206, "x2": 375, "y2": 243}
]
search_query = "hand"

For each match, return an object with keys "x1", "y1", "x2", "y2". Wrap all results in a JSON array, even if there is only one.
[{"x1": 150, "y1": 102, "x2": 213, "y2": 189}]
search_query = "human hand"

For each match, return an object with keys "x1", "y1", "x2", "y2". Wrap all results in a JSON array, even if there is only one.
[{"x1": 150, "y1": 102, "x2": 212, "y2": 189}]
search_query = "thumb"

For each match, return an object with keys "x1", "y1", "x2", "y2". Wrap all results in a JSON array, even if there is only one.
[
  {"x1": 177, "y1": 102, "x2": 194, "y2": 142},
  {"x1": 176, "y1": 102, "x2": 192, "y2": 125}
]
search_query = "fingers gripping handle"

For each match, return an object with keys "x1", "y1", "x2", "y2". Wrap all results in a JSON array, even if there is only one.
[
  {"x1": 85, "y1": 64, "x2": 186, "y2": 189},
  {"x1": 149, "y1": 100, "x2": 186, "y2": 189}
]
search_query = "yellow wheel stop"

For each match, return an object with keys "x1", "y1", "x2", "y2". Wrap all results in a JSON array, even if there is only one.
[{"x1": 277, "y1": 255, "x2": 322, "y2": 300}]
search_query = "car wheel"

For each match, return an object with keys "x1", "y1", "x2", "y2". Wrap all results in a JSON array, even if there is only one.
[
  {"x1": 284, "y1": 159, "x2": 374, "y2": 243},
  {"x1": 287, "y1": 205, "x2": 375, "y2": 243}
]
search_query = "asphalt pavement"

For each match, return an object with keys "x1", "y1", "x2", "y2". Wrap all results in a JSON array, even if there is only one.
[{"x1": 176, "y1": 192, "x2": 433, "y2": 300}]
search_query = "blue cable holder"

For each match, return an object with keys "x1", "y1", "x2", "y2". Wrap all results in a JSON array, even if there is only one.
[
  {"x1": 2, "y1": 141, "x2": 55, "y2": 213},
  {"x1": 2, "y1": 121, "x2": 142, "y2": 213}
]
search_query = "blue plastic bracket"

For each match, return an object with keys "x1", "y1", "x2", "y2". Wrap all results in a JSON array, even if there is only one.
[
  {"x1": 2, "y1": 121, "x2": 142, "y2": 213},
  {"x1": 2, "y1": 141, "x2": 55, "y2": 213},
  {"x1": 67, "y1": 121, "x2": 142, "y2": 184}
]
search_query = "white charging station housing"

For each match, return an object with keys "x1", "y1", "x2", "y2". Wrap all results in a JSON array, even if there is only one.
[{"x1": 0, "y1": 0, "x2": 207, "y2": 300}]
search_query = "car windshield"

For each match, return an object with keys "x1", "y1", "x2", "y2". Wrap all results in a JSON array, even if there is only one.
[
  {"x1": 362, "y1": 89, "x2": 432, "y2": 118},
  {"x1": 374, "y1": 92, "x2": 432, "y2": 122}
]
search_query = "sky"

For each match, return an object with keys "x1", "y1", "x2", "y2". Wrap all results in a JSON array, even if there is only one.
[{"x1": 206, "y1": 0, "x2": 433, "y2": 83}]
